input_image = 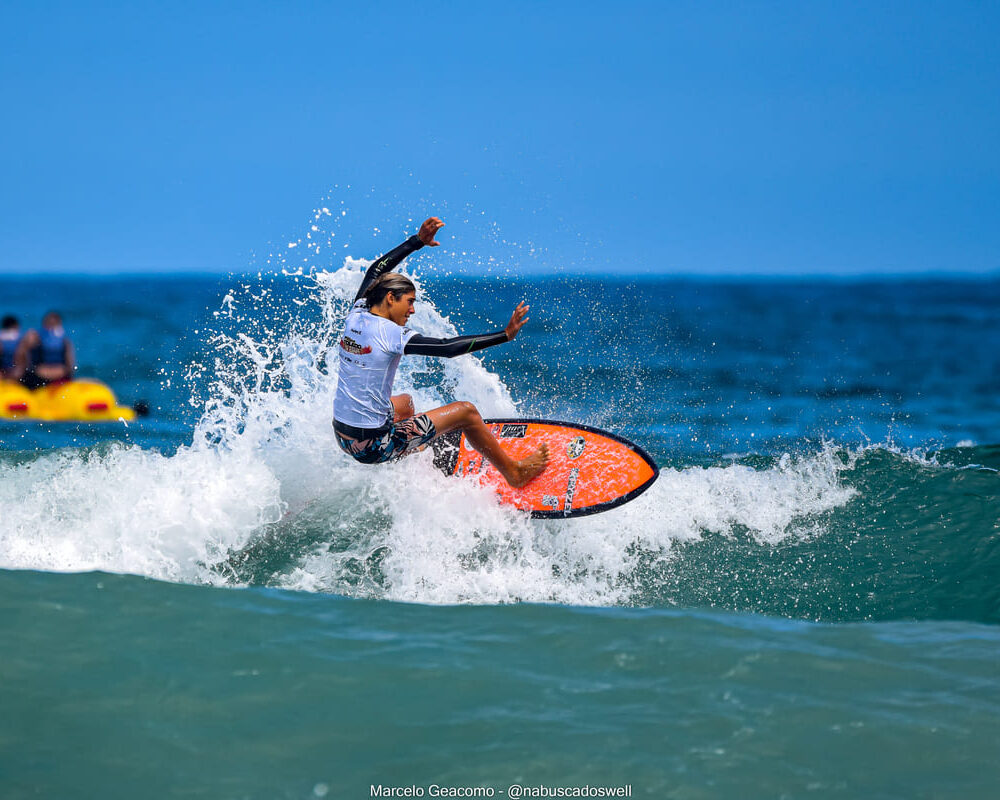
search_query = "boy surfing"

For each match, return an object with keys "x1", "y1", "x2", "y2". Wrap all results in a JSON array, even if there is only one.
[{"x1": 333, "y1": 217, "x2": 549, "y2": 488}]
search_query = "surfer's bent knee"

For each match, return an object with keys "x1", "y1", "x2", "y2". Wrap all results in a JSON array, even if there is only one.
[{"x1": 458, "y1": 401, "x2": 480, "y2": 424}]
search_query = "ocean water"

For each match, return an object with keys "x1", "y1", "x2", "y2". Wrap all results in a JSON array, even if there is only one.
[{"x1": 1, "y1": 267, "x2": 998, "y2": 798}]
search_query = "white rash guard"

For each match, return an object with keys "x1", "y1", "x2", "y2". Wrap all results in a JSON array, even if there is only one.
[{"x1": 333, "y1": 300, "x2": 417, "y2": 429}]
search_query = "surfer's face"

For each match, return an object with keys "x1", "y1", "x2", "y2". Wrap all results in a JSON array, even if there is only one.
[{"x1": 386, "y1": 291, "x2": 416, "y2": 326}]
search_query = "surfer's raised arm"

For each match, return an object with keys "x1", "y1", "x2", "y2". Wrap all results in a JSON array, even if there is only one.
[
  {"x1": 353, "y1": 217, "x2": 445, "y2": 302},
  {"x1": 404, "y1": 302, "x2": 530, "y2": 358}
]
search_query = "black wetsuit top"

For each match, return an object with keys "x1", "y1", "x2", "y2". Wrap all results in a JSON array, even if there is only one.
[{"x1": 355, "y1": 234, "x2": 509, "y2": 359}]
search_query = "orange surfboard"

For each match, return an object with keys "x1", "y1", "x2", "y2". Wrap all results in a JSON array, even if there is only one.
[{"x1": 431, "y1": 419, "x2": 659, "y2": 518}]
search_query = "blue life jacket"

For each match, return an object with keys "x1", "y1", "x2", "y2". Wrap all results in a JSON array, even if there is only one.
[
  {"x1": 0, "y1": 331, "x2": 21, "y2": 372},
  {"x1": 33, "y1": 327, "x2": 67, "y2": 366}
]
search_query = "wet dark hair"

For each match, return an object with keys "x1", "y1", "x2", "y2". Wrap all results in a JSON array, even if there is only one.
[
  {"x1": 364, "y1": 273, "x2": 415, "y2": 309},
  {"x1": 1, "y1": 315, "x2": 18, "y2": 330}
]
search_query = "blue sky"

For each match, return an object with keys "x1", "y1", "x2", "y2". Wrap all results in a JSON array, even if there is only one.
[{"x1": 1, "y1": 1, "x2": 997, "y2": 276}]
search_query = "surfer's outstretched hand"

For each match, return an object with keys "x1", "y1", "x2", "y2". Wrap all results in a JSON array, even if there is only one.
[
  {"x1": 505, "y1": 301, "x2": 530, "y2": 340},
  {"x1": 418, "y1": 217, "x2": 445, "y2": 247}
]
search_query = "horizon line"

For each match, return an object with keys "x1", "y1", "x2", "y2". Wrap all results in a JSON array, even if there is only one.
[{"x1": 1, "y1": 269, "x2": 997, "y2": 282}]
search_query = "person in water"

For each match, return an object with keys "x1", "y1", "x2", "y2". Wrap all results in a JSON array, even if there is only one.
[
  {"x1": 15, "y1": 311, "x2": 76, "y2": 389},
  {"x1": 333, "y1": 216, "x2": 549, "y2": 488},
  {"x1": 0, "y1": 315, "x2": 23, "y2": 379}
]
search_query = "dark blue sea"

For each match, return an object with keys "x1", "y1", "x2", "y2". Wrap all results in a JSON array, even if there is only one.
[{"x1": 2, "y1": 269, "x2": 999, "y2": 798}]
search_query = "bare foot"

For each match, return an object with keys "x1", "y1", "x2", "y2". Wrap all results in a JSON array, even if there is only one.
[{"x1": 507, "y1": 443, "x2": 549, "y2": 488}]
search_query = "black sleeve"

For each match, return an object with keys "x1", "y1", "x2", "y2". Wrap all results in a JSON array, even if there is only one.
[
  {"x1": 354, "y1": 234, "x2": 425, "y2": 302},
  {"x1": 404, "y1": 331, "x2": 509, "y2": 358}
]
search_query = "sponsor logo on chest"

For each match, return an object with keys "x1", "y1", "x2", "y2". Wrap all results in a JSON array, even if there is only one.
[{"x1": 340, "y1": 335, "x2": 372, "y2": 356}]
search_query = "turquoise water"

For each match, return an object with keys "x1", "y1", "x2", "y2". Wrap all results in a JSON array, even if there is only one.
[
  {"x1": 4, "y1": 570, "x2": 999, "y2": 799},
  {"x1": 1, "y1": 270, "x2": 998, "y2": 797}
]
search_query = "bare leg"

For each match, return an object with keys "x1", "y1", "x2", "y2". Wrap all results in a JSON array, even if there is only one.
[
  {"x1": 424, "y1": 401, "x2": 548, "y2": 488},
  {"x1": 390, "y1": 394, "x2": 415, "y2": 422}
]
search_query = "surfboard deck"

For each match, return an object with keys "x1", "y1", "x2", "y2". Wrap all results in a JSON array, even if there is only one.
[{"x1": 431, "y1": 418, "x2": 658, "y2": 518}]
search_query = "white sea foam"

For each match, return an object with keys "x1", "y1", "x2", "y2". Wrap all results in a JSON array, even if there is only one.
[{"x1": 0, "y1": 260, "x2": 858, "y2": 605}]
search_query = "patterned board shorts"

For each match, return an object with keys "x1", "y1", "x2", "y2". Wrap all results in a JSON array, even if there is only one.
[{"x1": 334, "y1": 414, "x2": 438, "y2": 465}]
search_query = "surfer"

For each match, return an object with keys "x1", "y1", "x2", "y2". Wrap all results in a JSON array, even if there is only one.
[{"x1": 333, "y1": 217, "x2": 548, "y2": 488}]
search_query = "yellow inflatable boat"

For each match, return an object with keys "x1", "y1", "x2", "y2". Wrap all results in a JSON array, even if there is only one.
[{"x1": 0, "y1": 379, "x2": 147, "y2": 422}]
